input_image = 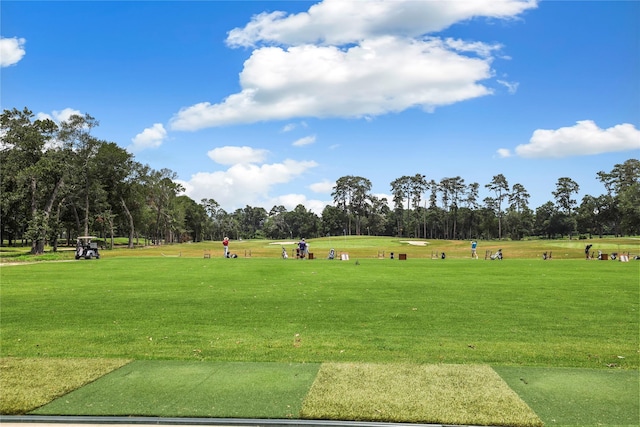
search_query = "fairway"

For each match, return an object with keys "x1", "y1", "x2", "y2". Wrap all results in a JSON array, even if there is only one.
[{"x1": 1, "y1": 256, "x2": 637, "y2": 368}]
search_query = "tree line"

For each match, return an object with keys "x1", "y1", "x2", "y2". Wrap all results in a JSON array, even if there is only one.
[{"x1": 2, "y1": 107, "x2": 639, "y2": 254}]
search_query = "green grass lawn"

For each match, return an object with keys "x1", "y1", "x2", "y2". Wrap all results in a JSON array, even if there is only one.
[
  {"x1": 1, "y1": 257, "x2": 636, "y2": 368},
  {"x1": 1, "y1": 248, "x2": 638, "y2": 425}
]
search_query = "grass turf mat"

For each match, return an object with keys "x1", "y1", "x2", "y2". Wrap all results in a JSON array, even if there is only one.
[
  {"x1": 494, "y1": 366, "x2": 639, "y2": 426},
  {"x1": 300, "y1": 362, "x2": 543, "y2": 426},
  {"x1": 0, "y1": 357, "x2": 131, "y2": 414},
  {"x1": 31, "y1": 360, "x2": 320, "y2": 419}
]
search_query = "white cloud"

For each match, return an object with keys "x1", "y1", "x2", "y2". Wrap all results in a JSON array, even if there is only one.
[
  {"x1": 496, "y1": 148, "x2": 512, "y2": 158},
  {"x1": 35, "y1": 108, "x2": 84, "y2": 149},
  {"x1": 170, "y1": 0, "x2": 537, "y2": 131},
  {"x1": 281, "y1": 121, "x2": 308, "y2": 132},
  {"x1": 293, "y1": 135, "x2": 316, "y2": 147},
  {"x1": 35, "y1": 112, "x2": 52, "y2": 122},
  {"x1": 208, "y1": 146, "x2": 269, "y2": 165},
  {"x1": 309, "y1": 179, "x2": 335, "y2": 193},
  {"x1": 178, "y1": 157, "x2": 319, "y2": 212},
  {"x1": 128, "y1": 123, "x2": 167, "y2": 152},
  {"x1": 302, "y1": 198, "x2": 330, "y2": 215},
  {"x1": 36, "y1": 108, "x2": 83, "y2": 124},
  {"x1": 170, "y1": 36, "x2": 495, "y2": 130},
  {"x1": 282, "y1": 123, "x2": 297, "y2": 132},
  {"x1": 270, "y1": 193, "x2": 329, "y2": 215},
  {"x1": 514, "y1": 120, "x2": 640, "y2": 158},
  {"x1": 0, "y1": 37, "x2": 26, "y2": 67},
  {"x1": 443, "y1": 38, "x2": 503, "y2": 58},
  {"x1": 53, "y1": 108, "x2": 83, "y2": 123},
  {"x1": 271, "y1": 193, "x2": 309, "y2": 209},
  {"x1": 226, "y1": 0, "x2": 537, "y2": 47},
  {"x1": 497, "y1": 79, "x2": 519, "y2": 94}
]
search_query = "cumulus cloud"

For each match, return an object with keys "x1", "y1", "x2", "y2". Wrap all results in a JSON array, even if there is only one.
[
  {"x1": 36, "y1": 108, "x2": 82, "y2": 124},
  {"x1": 34, "y1": 108, "x2": 84, "y2": 149},
  {"x1": 226, "y1": 0, "x2": 537, "y2": 47},
  {"x1": 496, "y1": 148, "x2": 512, "y2": 158},
  {"x1": 0, "y1": 37, "x2": 26, "y2": 67},
  {"x1": 178, "y1": 155, "x2": 319, "y2": 212},
  {"x1": 179, "y1": 144, "x2": 319, "y2": 211},
  {"x1": 508, "y1": 120, "x2": 640, "y2": 158},
  {"x1": 128, "y1": 123, "x2": 167, "y2": 152},
  {"x1": 171, "y1": 36, "x2": 496, "y2": 130},
  {"x1": 208, "y1": 146, "x2": 269, "y2": 165},
  {"x1": 293, "y1": 135, "x2": 316, "y2": 147},
  {"x1": 270, "y1": 193, "x2": 329, "y2": 215},
  {"x1": 309, "y1": 179, "x2": 335, "y2": 193},
  {"x1": 170, "y1": 0, "x2": 536, "y2": 131}
]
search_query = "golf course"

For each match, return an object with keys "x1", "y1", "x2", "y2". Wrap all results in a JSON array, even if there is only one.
[{"x1": 1, "y1": 237, "x2": 638, "y2": 426}]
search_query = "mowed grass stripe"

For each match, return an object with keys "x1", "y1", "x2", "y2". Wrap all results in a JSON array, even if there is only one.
[
  {"x1": 31, "y1": 361, "x2": 320, "y2": 418},
  {"x1": 0, "y1": 357, "x2": 131, "y2": 414},
  {"x1": 495, "y1": 366, "x2": 640, "y2": 426},
  {"x1": 300, "y1": 362, "x2": 543, "y2": 427},
  {"x1": 1, "y1": 257, "x2": 637, "y2": 368}
]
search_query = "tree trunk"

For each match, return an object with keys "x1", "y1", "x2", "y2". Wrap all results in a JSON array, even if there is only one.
[
  {"x1": 30, "y1": 177, "x2": 39, "y2": 254},
  {"x1": 51, "y1": 200, "x2": 64, "y2": 253},
  {"x1": 83, "y1": 191, "x2": 90, "y2": 236},
  {"x1": 120, "y1": 196, "x2": 135, "y2": 249},
  {"x1": 31, "y1": 177, "x2": 63, "y2": 255},
  {"x1": 73, "y1": 205, "x2": 81, "y2": 237},
  {"x1": 109, "y1": 217, "x2": 115, "y2": 249}
]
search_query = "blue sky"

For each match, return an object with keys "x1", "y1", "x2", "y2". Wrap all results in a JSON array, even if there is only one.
[{"x1": 2, "y1": 0, "x2": 639, "y2": 214}]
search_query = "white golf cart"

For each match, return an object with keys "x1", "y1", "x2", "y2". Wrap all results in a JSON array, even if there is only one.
[{"x1": 75, "y1": 236, "x2": 100, "y2": 260}]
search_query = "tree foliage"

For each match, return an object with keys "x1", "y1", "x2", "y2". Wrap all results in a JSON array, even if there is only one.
[{"x1": 2, "y1": 107, "x2": 637, "y2": 250}]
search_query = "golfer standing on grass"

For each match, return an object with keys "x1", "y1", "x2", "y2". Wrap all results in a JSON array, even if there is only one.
[
  {"x1": 298, "y1": 238, "x2": 307, "y2": 259},
  {"x1": 585, "y1": 244, "x2": 593, "y2": 260},
  {"x1": 471, "y1": 240, "x2": 478, "y2": 259},
  {"x1": 222, "y1": 237, "x2": 229, "y2": 258}
]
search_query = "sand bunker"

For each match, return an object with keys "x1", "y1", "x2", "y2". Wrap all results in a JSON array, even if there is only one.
[{"x1": 401, "y1": 241, "x2": 429, "y2": 246}]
